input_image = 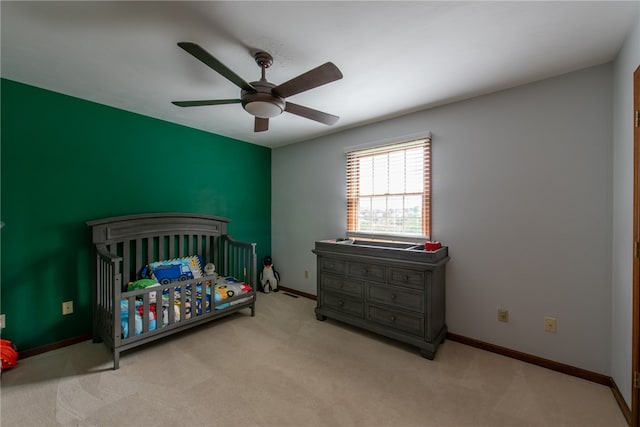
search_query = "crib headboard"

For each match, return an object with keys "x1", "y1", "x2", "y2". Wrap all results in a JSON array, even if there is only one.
[
  {"x1": 87, "y1": 212, "x2": 232, "y2": 286},
  {"x1": 88, "y1": 213, "x2": 228, "y2": 243}
]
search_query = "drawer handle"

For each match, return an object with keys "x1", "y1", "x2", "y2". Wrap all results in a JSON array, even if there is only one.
[
  {"x1": 391, "y1": 294, "x2": 397, "y2": 300},
  {"x1": 390, "y1": 315, "x2": 396, "y2": 322},
  {"x1": 338, "y1": 301, "x2": 344, "y2": 307},
  {"x1": 403, "y1": 275, "x2": 409, "y2": 281},
  {"x1": 362, "y1": 269, "x2": 368, "y2": 275}
]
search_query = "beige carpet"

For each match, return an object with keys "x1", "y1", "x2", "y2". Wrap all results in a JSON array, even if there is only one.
[{"x1": 0, "y1": 292, "x2": 627, "y2": 427}]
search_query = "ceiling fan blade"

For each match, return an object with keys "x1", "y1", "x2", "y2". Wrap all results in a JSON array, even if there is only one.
[
  {"x1": 272, "y1": 62, "x2": 343, "y2": 98},
  {"x1": 254, "y1": 117, "x2": 269, "y2": 132},
  {"x1": 177, "y1": 42, "x2": 255, "y2": 92},
  {"x1": 172, "y1": 99, "x2": 241, "y2": 107},
  {"x1": 285, "y1": 102, "x2": 339, "y2": 126}
]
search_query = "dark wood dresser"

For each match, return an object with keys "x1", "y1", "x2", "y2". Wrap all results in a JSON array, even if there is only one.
[{"x1": 313, "y1": 239, "x2": 450, "y2": 359}]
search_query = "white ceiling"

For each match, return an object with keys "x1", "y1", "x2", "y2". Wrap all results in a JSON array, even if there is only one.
[{"x1": 1, "y1": 1, "x2": 638, "y2": 148}]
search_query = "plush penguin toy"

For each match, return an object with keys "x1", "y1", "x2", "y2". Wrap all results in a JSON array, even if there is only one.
[{"x1": 260, "y1": 256, "x2": 280, "y2": 293}]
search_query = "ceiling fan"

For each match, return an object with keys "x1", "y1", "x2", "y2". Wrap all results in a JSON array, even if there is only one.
[{"x1": 172, "y1": 42, "x2": 343, "y2": 132}]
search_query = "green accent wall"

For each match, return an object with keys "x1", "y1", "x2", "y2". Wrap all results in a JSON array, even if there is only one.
[{"x1": 0, "y1": 78, "x2": 271, "y2": 351}]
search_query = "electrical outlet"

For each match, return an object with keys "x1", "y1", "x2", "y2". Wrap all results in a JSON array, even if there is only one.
[
  {"x1": 304, "y1": 270, "x2": 309, "y2": 279},
  {"x1": 62, "y1": 301, "x2": 74, "y2": 315},
  {"x1": 544, "y1": 316, "x2": 557, "y2": 333},
  {"x1": 0, "y1": 314, "x2": 5, "y2": 329},
  {"x1": 497, "y1": 309, "x2": 509, "y2": 322}
]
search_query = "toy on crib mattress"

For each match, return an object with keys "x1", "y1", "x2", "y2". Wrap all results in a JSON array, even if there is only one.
[
  {"x1": 204, "y1": 263, "x2": 216, "y2": 278},
  {"x1": 259, "y1": 256, "x2": 280, "y2": 293},
  {"x1": 204, "y1": 263, "x2": 214, "y2": 274},
  {"x1": 127, "y1": 278, "x2": 160, "y2": 303}
]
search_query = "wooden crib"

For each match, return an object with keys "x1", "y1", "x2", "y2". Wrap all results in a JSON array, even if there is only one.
[{"x1": 87, "y1": 213, "x2": 257, "y2": 369}]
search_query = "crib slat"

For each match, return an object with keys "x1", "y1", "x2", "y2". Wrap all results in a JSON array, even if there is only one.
[
  {"x1": 169, "y1": 285, "x2": 175, "y2": 325},
  {"x1": 105, "y1": 260, "x2": 109, "y2": 335},
  {"x1": 159, "y1": 237, "x2": 165, "y2": 262},
  {"x1": 142, "y1": 293, "x2": 150, "y2": 333},
  {"x1": 128, "y1": 295, "x2": 135, "y2": 340},
  {"x1": 135, "y1": 238, "x2": 143, "y2": 279},
  {"x1": 190, "y1": 284, "x2": 196, "y2": 318},
  {"x1": 180, "y1": 285, "x2": 186, "y2": 321},
  {"x1": 95, "y1": 256, "x2": 100, "y2": 327},
  {"x1": 147, "y1": 238, "x2": 153, "y2": 266},
  {"x1": 179, "y1": 235, "x2": 185, "y2": 258},
  {"x1": 105, "y1": 260, "x2": 110, "y2": 334},
  {"x1": 98, "y1": 258, "x2": 103, "y2": 317},
  {"x1": 123, "y1": 242, "x2": 130, "y2": 291},
  {"x1": 191, "y1": 284, "x2": 195, "y2": 318},
  {"x1": 234, "y1": 246, "x2": 239, "y2": 278},
  {"x1": 109, "y1": 261, "x2": 114, "y2": 336},
  {"x1": 114, "y1": 260, "x2": 122, "y2": 344},
  {"x1": 212, "y1": 236, "x2": 218, "y2": 269},
  {"x1": 104, "y1": 261, "x2": 108, "y2": 335},
  {"x1": 205, "y1": 236, "x2": 211, "y2": 265},
  {"x1": 245, "y1": 246, "x2": 250, "y2": 282},
  {"x1": 154, "y1": 236, "x2": 158, "y2": 260},
  {"x1": 202, "y1": 281, "x2": 207, "y2": 315}
]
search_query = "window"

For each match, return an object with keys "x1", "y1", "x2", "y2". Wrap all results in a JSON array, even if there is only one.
[{"x1": 346, "y1": 137, "x2": 431, "y2": 241}]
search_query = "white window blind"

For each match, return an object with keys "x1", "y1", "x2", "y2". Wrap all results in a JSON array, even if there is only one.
[{"x1": 346, "y1": 137, "x2": 431, "y2": 240}]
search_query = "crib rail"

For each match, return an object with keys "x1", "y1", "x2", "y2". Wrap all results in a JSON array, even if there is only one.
[
  {"x1": 221, "y1": 235, "x2": 257, "y2": 290},
  {"x1": 94, "y1": 244, "x2": 122, "y2": 348},
  {"x1": 118, "y1": 275, "x2": 254, "y2": 345}
]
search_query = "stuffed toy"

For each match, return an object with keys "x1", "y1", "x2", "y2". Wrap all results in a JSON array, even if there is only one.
[
  {"x1": 260, "y1": 256, "x2": 280, "y2": 293},
  {"x1": 204, "y1": 263, "x2": 216, "y2": 276}
]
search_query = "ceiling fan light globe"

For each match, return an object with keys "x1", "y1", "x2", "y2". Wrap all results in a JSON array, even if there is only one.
[{"x1": 244, "y1": 101, "x2": 283, "y2": 118}]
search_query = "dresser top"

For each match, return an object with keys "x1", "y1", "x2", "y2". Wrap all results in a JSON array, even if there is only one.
[{"x1": 314, "y1": 239, "x2": 449, "y2": 265}]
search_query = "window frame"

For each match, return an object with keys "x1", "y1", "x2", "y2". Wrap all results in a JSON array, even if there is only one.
[{"x1": 346, "y1": 136, "x2": 432, "y2": 243}]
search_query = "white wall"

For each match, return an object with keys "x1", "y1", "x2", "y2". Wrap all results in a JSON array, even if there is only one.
[
  {"x1": 611, "y1": 8, "x2": 639, "y2": 406},
  {"x1": 273, "y1": 63, "x2": 613, "y2": 374}
]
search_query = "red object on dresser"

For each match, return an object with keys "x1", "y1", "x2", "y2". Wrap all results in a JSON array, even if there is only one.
[{"x1": 424, "y1": 241, "x2": 442, "y2": 251}]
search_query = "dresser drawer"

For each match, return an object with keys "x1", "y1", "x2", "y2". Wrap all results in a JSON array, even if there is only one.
[
  {"x1": 320, "y1": 257, "x2": 346, "y2": 274},
  {"x1": 321, "y1": 275, "x2": 363, "y2": 298},
  {"x1": 322, "y1": 292, "x2": 364, "y2": 318},
  {"x1": 367, "y1": 304, "x2": 424, "y2": 337},
  {"x1": 347, "y1": 261, "x2": 385, "y2": 282},
  {"x1": 388, "y1": 268, "x2": 426, "y2": 290},
  {"x1": 368, "y1": 284, "x2": 424, "y2": 313}
]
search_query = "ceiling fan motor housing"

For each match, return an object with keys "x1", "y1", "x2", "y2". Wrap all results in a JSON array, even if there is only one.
[{"x1": 241, "y1": 81, "x2": 286, "y2": 118}]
